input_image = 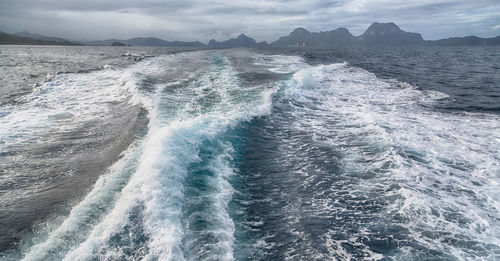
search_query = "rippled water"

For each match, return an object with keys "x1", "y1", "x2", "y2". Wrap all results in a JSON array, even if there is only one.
[
  {"x1": 301, "y1": 46, "x2": 500, "y2": 113},
  {"x1": 0, "y1": 46, "x2": 499, "y2": 260}
]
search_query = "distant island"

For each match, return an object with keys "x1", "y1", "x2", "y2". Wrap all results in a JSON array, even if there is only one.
[
  {"x1": 82, "y1": 37, "x2": 204, "y2": 47},
  {"x1": 269, "y1": 22, "x2": 500, "y2": 48},
  {"x1": 1, "y1": 22, "x2": 500, "y2": 47},
  {"x1": 0, "y1": 31, "x2": 82, "y2": 45},
  {"x1": 111, "y1": 41, "x2": 127, "y2": 46}
]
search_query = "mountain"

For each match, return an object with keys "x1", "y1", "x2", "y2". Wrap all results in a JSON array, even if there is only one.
[
  {"x1": 271, "y1": 27, "x2": 311, "y2": 47},
  {"x1": 271, "y1": 27, "x2": 360, "y2": 48},
  {"x1": 429, "y1": 36, "x2": 500, "y2": 46},
  {"x1": 82, "y1": 37, "x2": 204, "y2": 46},
  {"x1": 272, "y1": 22, "x2": 500, "y2": 48},
  {"x1": 256, "y1": 41, "x2": 268, "y2": 48},
  {"x1": 125, "y1": 37, "x2": 203, "y2": 46},
  {"x1": 208, "y1": 34, "x2": 258, "y2": 48},
  {"x1": 167, "y1": 40, "x2": 205, "y2": 47},
  {"x1": 312, "y1": 28, "x2": 360, "y2": 47},
  {"x1": 125, "y1": 37, "x2": 170, "y2": 46},
  {"x1": 4, "y1": 22, "x2": 500, "y2": 48},
  {"x1": 111, "y1": 41, "x2": 127, "y2": 46},
  {"x1": 0, "y1": 31, "x2": 80, "y2": 45},
  {"x1": 13, "y1": 31, "x2": 76, "y2": 44},
  {"x1": 81, "y1": 39, "x2": 118, "y2": 46},
  {"x1": 360, "y1": 23, "x2": 500, "y2": 46},
  {"x1": 360, "y1": 22, "x2": 425, "y2": 46}
]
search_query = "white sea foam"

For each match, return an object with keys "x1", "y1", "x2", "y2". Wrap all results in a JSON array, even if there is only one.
[
  {"x1": 22, "y1": 52, "x2": 281, "y2": 261},
  {"x1": 12, "y1": 55, "x2": 166, "y2": 261},
  {"x1": 0, "y1": 60, "x2": 159, "y2": 231},
  {"x1": 253, "y1": 54, "x2": 307, "y2": 74},
  {"x1": 0, "y1": 62, "x2": 150, "y2": 153},
  {"x1": 20, "y1": 139, "x2": 144, "y2": 261},
  {"x1": 285, "y1": 63, "x2": 500, "y2": 259},
  {"x1": 10, "y1": 50, "x2": 495, "y2": 260}
]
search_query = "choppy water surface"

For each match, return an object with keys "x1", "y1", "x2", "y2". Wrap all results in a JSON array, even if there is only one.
[{"x1": 0, "y1": 46, "x2": 499, "y2": 260}]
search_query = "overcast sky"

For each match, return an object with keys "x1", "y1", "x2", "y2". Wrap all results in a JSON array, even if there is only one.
[{"x1": 1, "y1": 0, "x2": 499, "y2": 42}]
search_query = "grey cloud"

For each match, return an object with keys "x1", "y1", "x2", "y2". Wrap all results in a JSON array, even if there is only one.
[{"x1": 0, "y1": 0, "x2": 499, "y2": 42}]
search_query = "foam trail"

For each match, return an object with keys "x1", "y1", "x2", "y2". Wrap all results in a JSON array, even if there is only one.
[
  {"x1": 13, "y1": 54, "x2": 156, "y2": 261},
  {"x1": 0, "y1": 67, "x2": 145, "y2": 152},
  {"x1": 283, "y1": 63, "x2": 500, "y2": 259},
  {"x1": 50, "y1": 53, "x2": 279, "y2": 260},
  {"x1": 19, "y1": 140, "x2": 143, "y2": 261},
  {"x1": 10, "y1": 50, "x2": 494, "y2": 260}
]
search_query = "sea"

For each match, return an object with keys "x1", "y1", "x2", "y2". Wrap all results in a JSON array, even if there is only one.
[{"x1": 0, "y1": 45, "x2": 499, "y2": 260}]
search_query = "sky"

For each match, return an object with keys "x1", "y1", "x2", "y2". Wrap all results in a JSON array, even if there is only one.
[{"x1": 1, "y1": 0, "x2": 499, "y2": 43}]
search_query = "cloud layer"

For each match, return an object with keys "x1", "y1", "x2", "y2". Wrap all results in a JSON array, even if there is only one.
[{"x1": 1, "y1": 0, "x2": 499, "y2": 42}]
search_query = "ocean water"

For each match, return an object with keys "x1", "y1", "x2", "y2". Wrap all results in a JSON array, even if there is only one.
[{"x1": 0, "y1": 46, "x2": 499, "y2": 260}]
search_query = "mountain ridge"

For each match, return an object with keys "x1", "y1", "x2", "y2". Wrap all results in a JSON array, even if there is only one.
[
  {"x1": 360, "y1": 22, "x2": 425, "y2": 46},
  {"x1": 2, "y1": 22, "x2": 500, "y2": 47},
  {"x1": 81, "y1": 37, "x2": 204, "y2": 47},
  {"x1": 208, "y1": 34, "x2": 258, "y2": 48},
  {"x1": 271, "y1": 22, "x2": 500, "y2": 47},
  {"x1": 0, "y1": 31, "x2": 81, "y2": 45},
  {"x1": 13, "y1": 31, "x2": 75, "y2": 44}
]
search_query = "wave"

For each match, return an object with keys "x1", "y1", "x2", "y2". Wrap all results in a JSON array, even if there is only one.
[
  {"x1": 6, "y1": 51, "x2": 283, "y2": 261},
  {"x1": 0, "y1": 64, "x2": 152, "y2": 151},
  {"x1": 0, "y1": 53, "x2": 155, "y2": 260},
  {"x1": 2, "y1": 50, "x2": 498, "y2": 260},
  {"x1": 270, "y1": 63, "x2": 500, "y2": 259}
]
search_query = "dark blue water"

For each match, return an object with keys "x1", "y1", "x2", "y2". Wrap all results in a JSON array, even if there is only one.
[
  {"x1": 301, "y1": 46, "x2": 500, "y2": 113},
  {"x1": 0, "y1": 46, "x2": 499, "y2": 260}
]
